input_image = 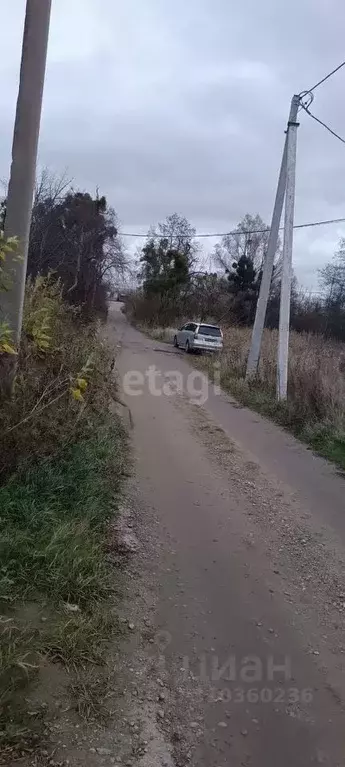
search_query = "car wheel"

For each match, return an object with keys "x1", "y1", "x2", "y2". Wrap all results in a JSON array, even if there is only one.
[
  {"x1": 185, "y1": 340, "x2": 190, "y2": 353},
  {"x1": 174, "y1": 335, "x2": 179, "y2": 348}
]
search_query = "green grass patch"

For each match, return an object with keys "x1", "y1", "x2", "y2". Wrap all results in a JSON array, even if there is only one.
[
  {"x1": 302, "y1": 423, "x2": 345, "y2": 469},
  {"x1": 0, "y1": 418, "x2": 128, "y2": 751}
]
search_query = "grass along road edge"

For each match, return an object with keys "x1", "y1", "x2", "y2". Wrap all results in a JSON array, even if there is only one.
[{"x1": 0, "y1": 416, "x2": 129, "y2": 757}]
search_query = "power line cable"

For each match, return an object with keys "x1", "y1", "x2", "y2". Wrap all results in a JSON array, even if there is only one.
[
  {"x1": 301, "y1": 103, "x2": 345, "y2": 146},
  {"x1": 120, "y1": 216, "x2": 345, "y2": 239},
  {"x1": 300, "y1": 59, "x2": 345, "y2": 97}
]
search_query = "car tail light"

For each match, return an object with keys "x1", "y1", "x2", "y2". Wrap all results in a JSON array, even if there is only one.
[{"x1": 194, "y1": 332, "x2": 198, "y2": 339}]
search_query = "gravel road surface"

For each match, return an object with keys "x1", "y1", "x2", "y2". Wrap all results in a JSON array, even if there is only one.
[{"x1": 109, "y1": 303, "x2": 345, "y2": 767}]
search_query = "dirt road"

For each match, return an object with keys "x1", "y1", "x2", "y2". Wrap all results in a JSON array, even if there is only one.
[{"x1": 111, "y1": 303, "x2": 345, "y2": 766}]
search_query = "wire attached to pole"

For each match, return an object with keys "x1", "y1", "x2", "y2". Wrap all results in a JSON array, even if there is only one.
[
  {"x1": 299, "y1": 59, "x2": 345, "y2": 97},
  {"x1": 300, "y1": 103, "x2": 345, "y2": 146}
]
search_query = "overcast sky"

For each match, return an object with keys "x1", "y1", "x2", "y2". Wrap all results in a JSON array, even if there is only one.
[{"x1": 1, "y1": 0, "x2": 345, "y2": 289}]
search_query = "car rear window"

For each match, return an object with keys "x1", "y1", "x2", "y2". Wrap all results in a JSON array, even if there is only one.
[{"x1": 198, "y1": 325, "x2": 222, "y2": 337}]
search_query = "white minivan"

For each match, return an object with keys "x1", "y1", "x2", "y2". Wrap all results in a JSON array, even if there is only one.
[{"x1": 174, "y1": 322, "x2": 223, "y2": 353}]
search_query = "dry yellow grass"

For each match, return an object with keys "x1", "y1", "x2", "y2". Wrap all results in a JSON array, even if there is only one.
[{"x1": 219, "y1": 327, "x2": 345, "y2": 429}]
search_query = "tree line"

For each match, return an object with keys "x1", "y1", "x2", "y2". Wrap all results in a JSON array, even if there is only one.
[
  {"x1": 1, "y1": 173, "x2": 344, "y2": 340},
  {"x1": 130, "y1": 211, "x2": 345, "y2": 341}
]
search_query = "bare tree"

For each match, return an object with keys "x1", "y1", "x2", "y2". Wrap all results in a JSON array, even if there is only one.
[
  {"x1": 319, "y1": 239, "x2": 345, "y2": 307},
  {"x1": 215, "y1": 213, "x2": 280, "y2": 273}
]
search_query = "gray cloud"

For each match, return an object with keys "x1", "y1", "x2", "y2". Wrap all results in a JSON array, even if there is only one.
[{"x1": 1, "y1": 0, "x2": 345, "y2": 288}]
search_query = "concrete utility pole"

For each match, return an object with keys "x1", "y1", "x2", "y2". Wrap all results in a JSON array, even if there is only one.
[
  {"x1": 2, "y1": 0, "x2": 52, "y2": 344},
  {"x1": 246, "y1": 96, "x2": 300, "y2": 379},
  {"x1": 277, "y1": 95, "x2": 300, "y2": 400}
]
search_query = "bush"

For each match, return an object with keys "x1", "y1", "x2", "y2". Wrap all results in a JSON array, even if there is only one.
[
  {"x1": 0, "y1": 275, "x2": 116, "y2": 479},
  {"x1": 124, "y1": 290, "x2": 181, "y2": 327}
]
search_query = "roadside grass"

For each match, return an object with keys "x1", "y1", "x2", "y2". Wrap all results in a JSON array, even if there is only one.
[
  {"x1": 144, "y1": 326, "x2": 176, "y2": 343},
  {"x1": 68, "y1": 669, "x2": 114, "y2": 724},
  {"x1": 140, "y1": 323, "x2": 345, "y2": 470},
  {"x1": 0, "y1": 419, "x2": 128, "y2": 751},
  {"x1": 0, "y1": 275, "x2": 131, "y2": 756}
]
